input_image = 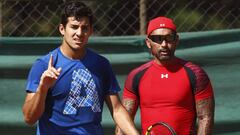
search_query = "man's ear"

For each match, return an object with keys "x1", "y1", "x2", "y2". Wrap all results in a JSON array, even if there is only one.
[
  {"x1": 145, "y1": 38, "x2": 151, "y2": 49},
  {"x1": 59, "y1": 24, "x2": 65, "y2": 36}
]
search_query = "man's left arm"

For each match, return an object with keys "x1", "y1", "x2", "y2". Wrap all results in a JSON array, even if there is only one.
[
  {"x1": 196, "y1": 97, "x2": 215, "y2": 135},
  {"x1": 105, "y1": 94, "x2": 139, "y2": 135}
]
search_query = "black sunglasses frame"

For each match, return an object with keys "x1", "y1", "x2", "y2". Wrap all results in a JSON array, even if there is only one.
[{"x1": 148, "y1": 34, "x2": 177, "y2": 44}]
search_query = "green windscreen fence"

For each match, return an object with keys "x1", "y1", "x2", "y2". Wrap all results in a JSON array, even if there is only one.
[
  {"x1": 0, "y1": 29, "x2": 240, "y2": 135},
  {"x1": 0, "y1": 29, "x2": 239, "y2": 55}
]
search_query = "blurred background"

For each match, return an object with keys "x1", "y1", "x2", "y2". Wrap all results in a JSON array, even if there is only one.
[
  {"x1": 1, "y1": 0, "x2": 240, "y2": 36},
  {"x1": 0, "y1": 0, "x2": 240, "y2": 135}
]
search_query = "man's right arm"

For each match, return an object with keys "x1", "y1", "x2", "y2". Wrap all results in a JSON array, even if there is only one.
[
  {"x1": 22, "y1": 85, "x2": 49, "y2": 126},
  {"x1": 22, "y1": 55, "x2": 61, "y2": 126},
  {"x1": 115, "y1": 98, "x2": 139, "y2": 135}
]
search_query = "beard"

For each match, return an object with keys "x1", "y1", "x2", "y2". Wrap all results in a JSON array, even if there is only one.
[
  {"x1": 155, "y1": 49, "x2": 174, "y2": 61},
  {"x1": 158, "y1": 55, "x2": 171, "y2": 61}
]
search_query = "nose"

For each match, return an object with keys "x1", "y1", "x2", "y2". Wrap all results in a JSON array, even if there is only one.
[
  {"x1": 160, "y1": 40, "x2": 168, "y2": 47},
  {"x1": 76, "y1": 28, "x2": 83, "y2": 36}
]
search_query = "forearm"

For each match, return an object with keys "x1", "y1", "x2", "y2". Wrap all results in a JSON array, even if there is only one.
[
  {"x1": 113, "y1": 105, "x2": 139, "y2": 135},
  {"x1": 105, "y1": 95, "x2": 139, "y2": 135},
  {"x1": 196, "y1": 97, "x2": 215, "y2": 135},
  {"x1": 197, "y1": 115, "x2": 214, "y2": 135},
  {"x1": 22, "y1": 85, "x2": 48, "y2": 125},
  {"x1": 115, "y1": 98, "x2": 138, "y2": 135}
]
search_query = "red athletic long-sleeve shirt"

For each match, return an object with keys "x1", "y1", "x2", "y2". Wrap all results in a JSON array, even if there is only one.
[{"x1": 123, "y1": 58, "x2": 214, "y2": 135}]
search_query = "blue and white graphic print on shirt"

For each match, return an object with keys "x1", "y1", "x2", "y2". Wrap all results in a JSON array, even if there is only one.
[{"x1": 63, "y1": 68, "x2": 101, "y2": 114}]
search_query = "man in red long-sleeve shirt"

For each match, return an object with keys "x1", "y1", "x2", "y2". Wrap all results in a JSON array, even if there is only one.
[{"x1": 116, "y1": 16, "x2": 215, "y2": 135}]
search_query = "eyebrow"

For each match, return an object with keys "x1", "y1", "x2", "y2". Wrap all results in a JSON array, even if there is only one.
[{"x1": 69, "y1": 23, "x2": 89, "y2": 27}]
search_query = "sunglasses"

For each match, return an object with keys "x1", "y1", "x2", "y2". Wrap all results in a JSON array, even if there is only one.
[{"x1": 148, "y1": 34, "x2": 177, "y2": 44}]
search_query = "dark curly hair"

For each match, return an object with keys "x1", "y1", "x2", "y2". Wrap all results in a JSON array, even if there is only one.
[{"x1": 61, "y1": 1, "x2": 93, "y2": 27}]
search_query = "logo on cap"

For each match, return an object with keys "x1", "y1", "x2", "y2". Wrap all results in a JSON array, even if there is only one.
[
  {"x1": 160, "y1": 24, "x2": 166, "y2": 27},
  {"x1": 147, "y1": 16, "x2": 176, "y2": 35}
]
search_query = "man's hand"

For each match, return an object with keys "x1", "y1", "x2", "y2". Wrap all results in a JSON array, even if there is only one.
[{"x1": 39, "y1": 54, "x2": 62, "y2": 91}]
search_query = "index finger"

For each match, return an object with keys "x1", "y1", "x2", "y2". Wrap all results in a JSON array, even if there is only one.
[{"x1": 48, "y1": 54, "x2": 53, "y2": 68}]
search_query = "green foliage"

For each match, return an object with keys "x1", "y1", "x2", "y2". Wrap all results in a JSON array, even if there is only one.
[{"x1": 170, "y1": 6, "x2": 228, "y2": 32}]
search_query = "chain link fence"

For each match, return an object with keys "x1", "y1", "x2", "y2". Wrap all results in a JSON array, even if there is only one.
[{"x1": 0, "y1": 0, "x2": 239, "y2": 37}]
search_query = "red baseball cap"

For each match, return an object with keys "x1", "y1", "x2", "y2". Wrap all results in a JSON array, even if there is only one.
[{"x1": 147, "y1": 16, "x2": 176, "y2": 35}]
